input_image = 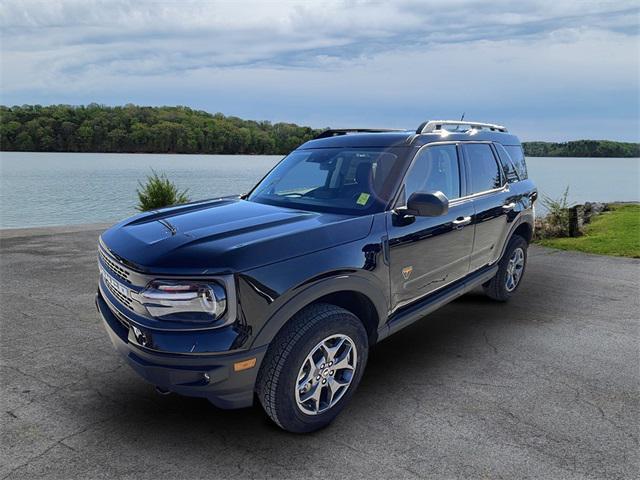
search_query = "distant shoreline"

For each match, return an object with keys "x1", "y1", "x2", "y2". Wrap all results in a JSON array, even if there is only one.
[
  {"x1": 1, "y1": 150, "x2": 638, "y2": 159},
  {"x1": 2, "y1": 105, "x2": 639, "y2": 158},
  {"x1": 0, "y1": 151, "x2": 281, "y2": 156}
]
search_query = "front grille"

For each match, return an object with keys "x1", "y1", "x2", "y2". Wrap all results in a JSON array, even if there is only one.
[
  {"x1": 102, "y1": 287, "x2": 131, "y2": 330},
  {"x1": 99, "y1": 245, "x2": 136, "y2": 311},
  {"x1": 105, "y1": 279, "x2": 134, "y2": 310},
  {"x1": 99, "y1": 248, "x2": 131, "y2": 284}
]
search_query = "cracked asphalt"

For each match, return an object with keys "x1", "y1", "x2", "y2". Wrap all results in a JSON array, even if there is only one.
[{"x1": 1, "y1": 225, "x2": 638, "y2": 479}]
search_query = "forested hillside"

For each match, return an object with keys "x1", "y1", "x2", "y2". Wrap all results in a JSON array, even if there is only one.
[
  {"x1": 0, "y1": 104, "x2": 318, "y2": 154},
  {"x1": 1, "y1": 105, "x2": 638, "y2": 157},
  {"x1": 523, "y1": 140, "x2": 639, "y2": 158}
]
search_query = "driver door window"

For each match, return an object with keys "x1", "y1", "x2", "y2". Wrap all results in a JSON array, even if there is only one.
[{"x1": 400, "y1": 144, "x2": 461, "y2": 205}]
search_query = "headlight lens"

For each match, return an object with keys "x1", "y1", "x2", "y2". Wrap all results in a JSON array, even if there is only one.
[{"x1": 141, "y1": 280, "x2": 227, "y2": 323}]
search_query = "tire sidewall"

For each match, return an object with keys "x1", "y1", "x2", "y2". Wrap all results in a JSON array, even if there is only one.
[{"x1": 273, "y1": 313, "x2": 368, "y2": 432}]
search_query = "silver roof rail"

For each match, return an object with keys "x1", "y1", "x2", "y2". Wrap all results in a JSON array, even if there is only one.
[
  {"x1": 416, "y1": 120, "x2": 507, "y2": 134},
  {"x1": 314, "y1": 128, "x2": 405, "y2": 139}
]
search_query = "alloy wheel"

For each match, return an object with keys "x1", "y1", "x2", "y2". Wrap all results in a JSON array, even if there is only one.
[
  {"x1": 505, "y1": 247, "x2": 525, "y2": 292},
  {"x1": 295, "y1": 334, "x2": 358, "y2": 415}
]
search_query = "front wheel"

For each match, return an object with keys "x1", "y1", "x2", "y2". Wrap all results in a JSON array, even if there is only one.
[
  {"x1": 483, "y1": 234, "x2": 528, "y2": 302},
  {"x1": 256, "y1": 303, "x2": 368, "y2": 433}
]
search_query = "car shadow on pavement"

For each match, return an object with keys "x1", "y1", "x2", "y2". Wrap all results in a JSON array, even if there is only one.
[
  {"x1": 33, "y1": 284, "x2": 588, "y2": 479},
  {"x1": 90, "y1": 289, "x2": 509, "y2": 439}
]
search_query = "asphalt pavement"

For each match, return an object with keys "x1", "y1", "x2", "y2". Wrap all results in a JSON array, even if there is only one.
[{"x1": 1, "y1": 225, "x2": 638, "y2": 479}]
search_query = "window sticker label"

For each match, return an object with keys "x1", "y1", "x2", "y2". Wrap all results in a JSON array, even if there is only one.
[{"x1": 356, "y1": 193, "x2": 370, "y2": 205}]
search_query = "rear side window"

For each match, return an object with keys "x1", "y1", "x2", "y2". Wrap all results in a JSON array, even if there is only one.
[
  {"x1": 505, "y1": 145, "x2": 528, "y2": 180},
  {"x1": 401, "y1": 144, "x2": 461, "y2": 203},
  {"x1": 494, "y1": 143, "x2": 520, "y2": 183},
  {"x1": 463, "y1": 143, "x2": 503, "y2": 194}
]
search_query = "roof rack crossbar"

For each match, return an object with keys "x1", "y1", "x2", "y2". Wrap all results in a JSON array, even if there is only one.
[
  {"x1": 416, "y1": 120, "x2": 507, "y2": 134},
  {"x1": 314, "y1": 128, "x2": 405, "y2": 139}
]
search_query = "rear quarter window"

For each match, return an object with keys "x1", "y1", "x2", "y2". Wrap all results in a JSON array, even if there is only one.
[
  {"x1": 494, "y1": 143, "x2": 520, "y2": 183},
  {"x1": 505, "y1": 145, "x2": 528, "y2": 180}
]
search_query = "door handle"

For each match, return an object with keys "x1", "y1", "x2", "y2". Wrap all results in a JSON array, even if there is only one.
[
  {"x1": 502, "y1": 202, "x2": 516, "y2": 212},
  {"x1": 452, "y1": 216, "x2": 472, "y2": 229}
]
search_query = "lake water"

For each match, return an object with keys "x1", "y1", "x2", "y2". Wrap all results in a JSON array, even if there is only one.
[{"x1": 0, "y1": 152, "x2": 638, "y2": 229}]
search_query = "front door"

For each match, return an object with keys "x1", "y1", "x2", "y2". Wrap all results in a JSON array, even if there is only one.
[{"x1": 387, "y1": 143, "x2": 474, "y2": 311}]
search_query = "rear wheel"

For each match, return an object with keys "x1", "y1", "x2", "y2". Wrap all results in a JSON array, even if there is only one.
[
  {"x1": 256, "y1": 303, "x2": 368, "y2": 433},
  {"x1": 483, "y1": 234, "x2": 528, "y2": 301}
]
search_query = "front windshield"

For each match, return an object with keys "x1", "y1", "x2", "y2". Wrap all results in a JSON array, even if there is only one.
[{"x1": 248, "y1": 147, "x2": 405, "y2": 214}]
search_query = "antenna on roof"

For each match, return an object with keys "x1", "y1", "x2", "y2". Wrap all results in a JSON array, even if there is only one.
[{"x1": 460, "y1": 112, "x2": 465, "y2": 121}]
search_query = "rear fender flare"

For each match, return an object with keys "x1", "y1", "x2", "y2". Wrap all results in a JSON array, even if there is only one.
[{"x1": 498, "y1": 212, "x2": 534, "y2": 261}]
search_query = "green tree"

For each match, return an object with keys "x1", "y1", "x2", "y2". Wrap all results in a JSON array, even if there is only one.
[{"x1": 523, "y1": 140, "x2": 640, "y2": 157}]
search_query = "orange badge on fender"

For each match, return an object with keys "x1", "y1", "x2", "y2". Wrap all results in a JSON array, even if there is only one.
[{"x1": 402, "y1": 266, "x2": 413, "y2": 280}]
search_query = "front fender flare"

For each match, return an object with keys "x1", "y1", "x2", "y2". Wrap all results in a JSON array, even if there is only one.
[{"x1": 250, "y1": 273, "x2": 387, "y2": 349}]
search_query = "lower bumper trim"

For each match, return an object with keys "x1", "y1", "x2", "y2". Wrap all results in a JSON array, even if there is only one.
[{"x1": 96, "y1": 292, "x2": 266, "y2": 409}]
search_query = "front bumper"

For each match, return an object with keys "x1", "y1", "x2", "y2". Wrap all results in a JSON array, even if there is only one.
[{"x1": 95, "y1": 291, "x2": 266, "y2": 409}]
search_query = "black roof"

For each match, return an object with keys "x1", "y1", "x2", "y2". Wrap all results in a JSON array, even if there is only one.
[{"x1": 299, "y1": 129, "x2": 521, "y2": 150}]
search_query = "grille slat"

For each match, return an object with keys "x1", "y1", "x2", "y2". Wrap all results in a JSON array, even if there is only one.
[
  {"x1": 99, "y1": 249, "x2": 131, "y2": 284},
  {"x1": 99, "y1": 246, "x2": 136, "y2": 312}
]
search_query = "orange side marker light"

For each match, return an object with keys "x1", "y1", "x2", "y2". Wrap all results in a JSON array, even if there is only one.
[{"x1": 234, "y1": 358, "x2": 257, "y2": 372}]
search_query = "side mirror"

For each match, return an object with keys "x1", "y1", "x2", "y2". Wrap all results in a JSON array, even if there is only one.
[{"x1": 406, "y1": 191, "x2": 449, "y2": 217}]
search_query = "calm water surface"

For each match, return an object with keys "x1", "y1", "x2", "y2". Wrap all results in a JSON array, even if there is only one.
[{"x1": 0, "y1": 152, "x2": 638, "y2": 229}]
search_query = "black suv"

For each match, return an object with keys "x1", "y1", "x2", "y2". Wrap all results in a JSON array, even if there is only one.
[{"x1": 96, "y1": 120, "x2": 536, "y2": 432}]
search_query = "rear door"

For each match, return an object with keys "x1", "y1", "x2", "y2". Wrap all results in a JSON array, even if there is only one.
[
  {"x1": 461, "y1": 143, "x2": 511, "y2": 270},
  {"x1": 387, "y1": 143, "x2": 474, "y2": 310}
]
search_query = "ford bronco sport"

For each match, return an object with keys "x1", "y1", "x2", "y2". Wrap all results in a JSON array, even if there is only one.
[{"x1": 96, "y1": 120, "x2": 537, "y2": 433}]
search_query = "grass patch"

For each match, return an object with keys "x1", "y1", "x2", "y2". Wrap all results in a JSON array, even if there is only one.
[{"x1": 537, "y1": 204, "x2": 640, "y2": 258}]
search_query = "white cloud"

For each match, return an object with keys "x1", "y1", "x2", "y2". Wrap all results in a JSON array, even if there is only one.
[{"x1": 1, "y1": 0, "x2": 638, "y2": 139}]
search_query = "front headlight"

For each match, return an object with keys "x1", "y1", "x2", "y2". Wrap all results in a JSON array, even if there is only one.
[{"x1": 140, "y1": 280, "x2": 227, "y2": 323}]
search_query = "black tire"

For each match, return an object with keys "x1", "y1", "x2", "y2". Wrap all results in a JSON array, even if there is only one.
[
  {"x1": 483, "y1": 234, "x2": 528, "y2": 302},
  {"x1": 256, "y1": 303, "x2": 368, "y2": 433}
]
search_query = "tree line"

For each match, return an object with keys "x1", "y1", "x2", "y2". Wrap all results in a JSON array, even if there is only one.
[
  {"x1": 523, "y1": 140, "x2": 639, "y2": 158},
  {"x1": 0, "y1": 104, "x2": 319, "y2": 154},
  {"x1": 1, "y1": 104, "x2": 638, "y2": 157}
]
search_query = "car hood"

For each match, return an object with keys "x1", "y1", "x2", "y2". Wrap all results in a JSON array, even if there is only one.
[{"x1": 100, "y1": 197, "x2": 373, "y2": 275}]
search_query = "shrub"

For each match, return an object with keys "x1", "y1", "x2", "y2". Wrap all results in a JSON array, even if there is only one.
[
  {"x1": 535, "y1": 186, "x2": 572, "y2": 239},
  {"x1": 136, "y1": 170, "x2": 190, "y2": 211}
]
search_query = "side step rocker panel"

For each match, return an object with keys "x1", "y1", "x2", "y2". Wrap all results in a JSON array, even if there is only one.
[{"x1": 377, "y1": 264, "x2": 498, "y2": 342}]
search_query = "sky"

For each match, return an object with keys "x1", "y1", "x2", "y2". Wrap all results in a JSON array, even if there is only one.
[{"x1": 1, "y1": 0, "x2": 639, "y2": 141}]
